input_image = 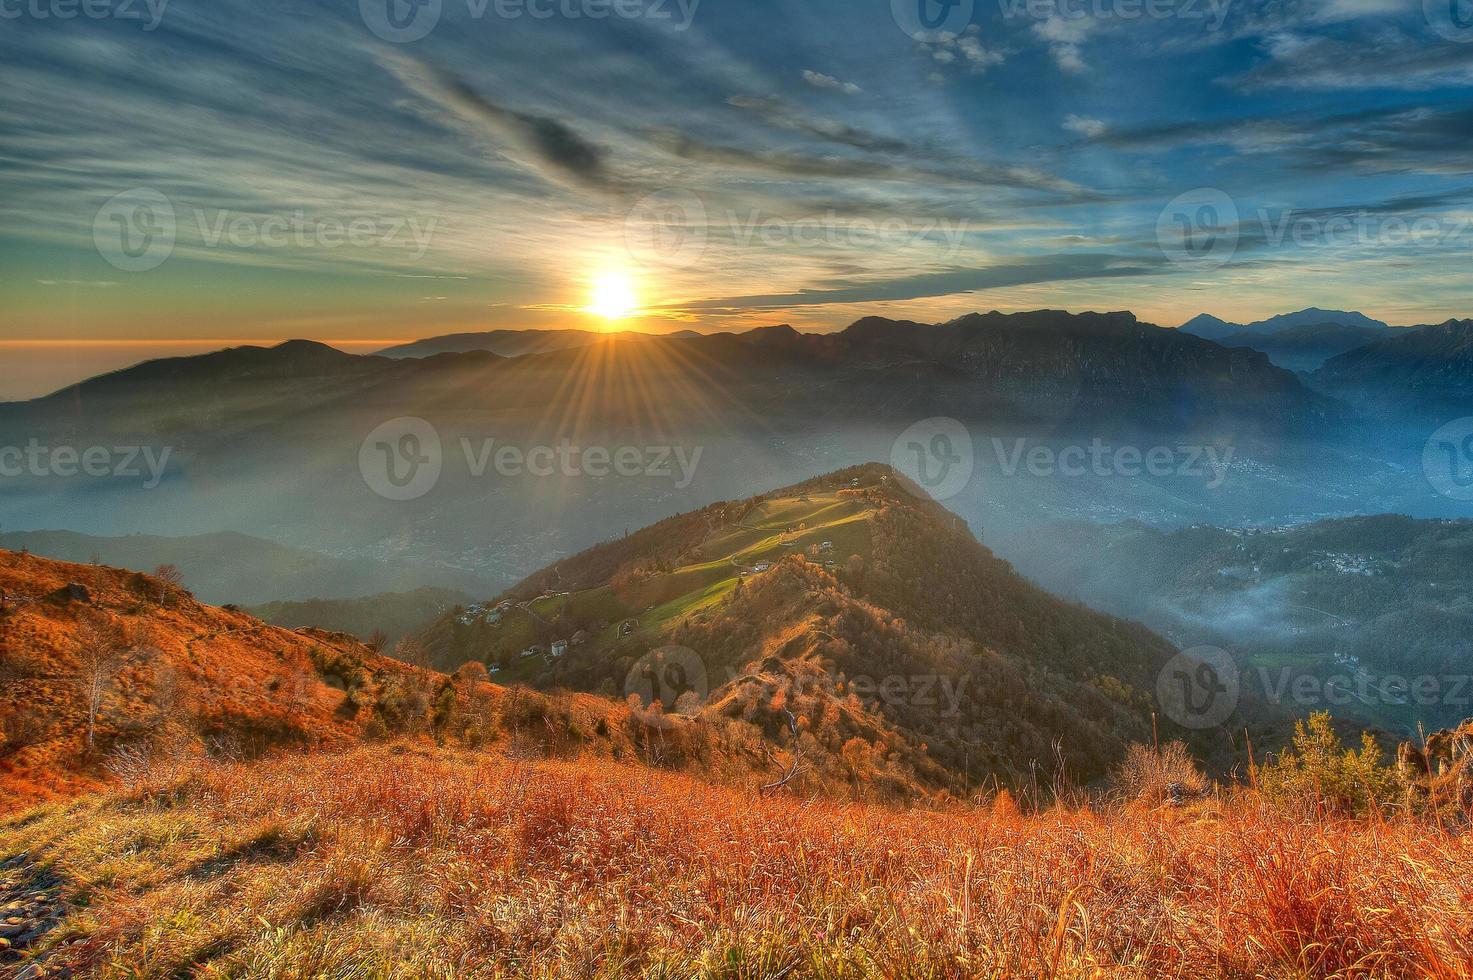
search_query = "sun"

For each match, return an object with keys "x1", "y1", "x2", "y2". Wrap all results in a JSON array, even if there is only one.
[{"x1": 588, "y1": 273, "x2": 639, "y2": 322}]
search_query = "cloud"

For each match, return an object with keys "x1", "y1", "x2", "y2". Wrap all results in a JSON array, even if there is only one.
[
  {"x1": 1228, "y1": 29, "x2": 1473, "y2": 91},
  {"x1": 651, "y1": 130, "x2": 1090, "y2": 197},
  {"x1": 915, "y1": 25, "x2": 1005, "y2": 76},
  {"x1": 1063, "y1": 115, "x2": 1106, "y2": 138},
  {"x1": 673, "y1": 253, "x2": 1167, "y2": 310},
  {"x1": 1082, "y1": 104, "x2": 1473, "y2": 176},
  {"x1": 727, "y1": 95, "x2": 910, "y2": 153},
  {"x1": 1033, "y1": 16, "x2": 1094, "y2": 73},
  {"x1": 801, "y1": 70, "x2": 861, "y2": 94},
  {"x1": 377, "y1": 53, "x2": 617, "y2": 193}
]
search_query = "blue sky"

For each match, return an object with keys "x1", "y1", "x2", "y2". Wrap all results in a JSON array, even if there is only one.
[{"x1": 1, "y1": 0, "x2": 1470, "y2": 366}]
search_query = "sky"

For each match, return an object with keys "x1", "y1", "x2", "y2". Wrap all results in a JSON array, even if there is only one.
[{"x1": 1, "y1": 0, "x2": 1471, "y2": 397}]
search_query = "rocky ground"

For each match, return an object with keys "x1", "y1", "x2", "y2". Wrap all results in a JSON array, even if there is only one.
[{"x1": 0, "y1": 853, "x2": 66, "y2": 979}]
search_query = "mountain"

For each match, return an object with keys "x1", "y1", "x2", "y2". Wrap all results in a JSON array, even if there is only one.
[
  {"x1": 377, "y1": 328, "x2": 704, "y2": 359},
  {"x1": 1310, "y1": 320, "x2": 1473, "y2": 415},
  {"x1": 0, "y1": 546, "x2": 912, "y2": 812},
  {"x1": 247, "y1": 586, "x2": 471, "y2": 646},
  {"x1": 0, "y1": 311, "x2": 1340, "y2": 600},
  {"x1": 1179, "y1": 308, "x2": 1390, "y2": 342},
  {"x1": 1177, "y1": 310, "x2": 1393, "y2": 370},
  {"x1": 0, "y1": 311, "x2": 1333, "y2": 439},
  {"x1": 0, "y1": 530, "x2": 490, "y2": 606},
  {"x1": 1002, "y1": 515, "x2": 1473, "y2": 733},
  {"x1": 422, "y1": 463, "x2": 1184, "y2": 788},
  {"x1": 1224, "y1": 321, "x2": 1390, "y2": 373}
]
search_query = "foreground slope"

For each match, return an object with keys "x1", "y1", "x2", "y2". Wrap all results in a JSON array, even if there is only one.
[
  {"x1": 0, "y1": 545, "x2": 1019, "y2": 812},
  {"x1": 1, "y1": 745, "x2": 1469, "y2": 978},
  {"x1": 425, "y1": 464, "x2": 1181, "y2": 788}
]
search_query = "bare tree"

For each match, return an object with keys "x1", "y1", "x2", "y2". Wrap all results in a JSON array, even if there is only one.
[{"x1": 75, "y1": 614, "x2": 128, "y2": 751}]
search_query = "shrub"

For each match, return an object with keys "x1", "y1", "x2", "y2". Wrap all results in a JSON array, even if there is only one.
[
  {"x1": 1112, "y1": 741, "x2": 1208, "y2": 805},
  {"x1": 1258, "y1": 711, "x2": 1400, "y2": 815}
]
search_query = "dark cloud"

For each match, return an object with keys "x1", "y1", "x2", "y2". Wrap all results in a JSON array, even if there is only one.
[
  {"x1": 727, "y1": 95, "x2": 912, "y2": 154},
  {"x1": 652, "y1": 130, "x2": 1091, "y2": 198},
  {"x1": 383, "y1": 55, "x2": 616, "y2": 192},
  {"x1": 1084, "y1": 104, "x2": 1473, "y2": 176},
  {"x1": 671, "y1": 253, "x2": 1167, "y2": 310}
]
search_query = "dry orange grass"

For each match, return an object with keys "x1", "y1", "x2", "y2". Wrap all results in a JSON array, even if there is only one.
[{"x1": 3, "y1": 744, "x2": 1471, "y2": 978}]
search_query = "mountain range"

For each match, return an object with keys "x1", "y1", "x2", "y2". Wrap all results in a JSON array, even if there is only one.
[
  {"x1": 1178, "y1": 309, "x2": 1396, "y2": 372},
  {"x1": 1311, "y1": 319, "x2": 1473, "y2": 416},
  {"x1": 2, "y1": 310, "x2": 1328, "y2": 437},
  {"x1": 376, "y1": 327, "x2": 702, "y2": 359}
]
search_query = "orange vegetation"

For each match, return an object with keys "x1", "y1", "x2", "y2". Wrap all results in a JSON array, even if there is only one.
[{"x1": 2, "y1": 744, "x2": 1471, "y2": 978}]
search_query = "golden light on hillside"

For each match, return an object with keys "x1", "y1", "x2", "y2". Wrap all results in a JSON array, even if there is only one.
[{"x1": 588, "y1": 272, "x2": 638, "y2": 323}]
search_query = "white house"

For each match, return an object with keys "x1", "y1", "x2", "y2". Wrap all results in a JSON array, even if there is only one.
[{"x1": 550, "y1": 640, "x2": 569, "y2": 658}]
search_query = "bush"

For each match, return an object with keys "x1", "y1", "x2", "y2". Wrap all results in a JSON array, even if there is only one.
[
  {"x1": 1258, "y1": 712, "x2": 1400, "y2": 815},
  {"x1": 1112, "y1": 742, "x2": 1208, "y2": 805}
]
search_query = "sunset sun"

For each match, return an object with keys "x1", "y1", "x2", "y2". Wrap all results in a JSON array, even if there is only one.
[{"x1": 589, "y1": 273, "x2": 638, "y2": 322}]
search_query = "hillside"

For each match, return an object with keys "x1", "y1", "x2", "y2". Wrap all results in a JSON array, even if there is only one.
[
  {"x1": 1311, "y1": 320, "x2": 1473, "y2": 414},
  {"x1": 0, "y1": 530, "x2": 489, "y2": 606},
  {"x1": 0, "y1": 545, "x2": 1054, "y2": 814},
  {"x1": 246, "y1": 587, "x2": 471, "y2": 647},
  {"x1": 424, "y1": 464, "x2": 1181, "y2": 788},
  {"x1": 1004, "y1": 516, "x2": 1473, "y2": 733}
]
